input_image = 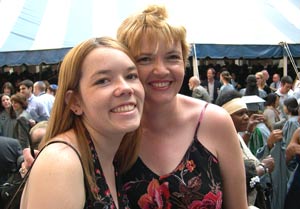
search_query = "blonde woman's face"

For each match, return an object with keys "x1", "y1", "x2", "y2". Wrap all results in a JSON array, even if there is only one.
[
  {"x1": 256, "y1": 75, "x2": 263, "y2": 85},
  {"x1": 134, "y1": 38, "x2": 184, "y2": 104},
  {"x1": 77, "y1": 47, "x2": 145, "y2": 137}
]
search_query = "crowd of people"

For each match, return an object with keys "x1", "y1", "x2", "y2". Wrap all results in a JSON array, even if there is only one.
[
  {"x1": 189, "y1": 67, "x2": 300, "y2": 209},
  {"x1": 0, "y1": 3, "x2": 299, "y2": 209}
]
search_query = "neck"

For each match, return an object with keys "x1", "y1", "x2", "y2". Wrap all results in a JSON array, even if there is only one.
[
  {"x1": 15, "y1": 109, "x2": 22, "y2": 116},
  {"x1": 142, "y1": 97, "x2": 178, "y2": 131},
  {"x1": 89, "y1": 131, "x2": 123, "y2": 164},
  {"x1": 39, "y1": 91, "x2": 46, "y2": 96}
]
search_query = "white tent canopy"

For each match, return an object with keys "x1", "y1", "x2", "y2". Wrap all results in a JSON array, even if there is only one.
[{"x1": 0, "y1": 0, "x2": 299, "y2": 66}]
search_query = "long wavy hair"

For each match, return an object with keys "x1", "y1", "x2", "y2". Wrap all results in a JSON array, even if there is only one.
[{"x1": 39, "y1": 37, "x2": 142, "y2": 198}]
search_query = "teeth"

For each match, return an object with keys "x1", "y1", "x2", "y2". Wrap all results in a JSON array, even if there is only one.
[
  {"x1": 151, "y1": 82, "x2": 170, "y2": 88},
  {"x1": 112, "y1": 104, "x2": 135, "y2": 113}
]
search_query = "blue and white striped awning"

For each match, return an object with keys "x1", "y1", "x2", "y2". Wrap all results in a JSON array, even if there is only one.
[{"x1": 0, "y1": 0, "x2": 300, "y2": 66}]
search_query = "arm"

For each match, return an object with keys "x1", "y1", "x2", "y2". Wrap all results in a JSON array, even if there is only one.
[
  {"x1": 243, "y1": 114, "x2": 265, "y2": 145},
  {"x1": 257, "y1": 155, "x2": 275, "y2": 175},
  {"x1": 21, "y1": 142, "x2": 85, "y2": 209},
  {"x1": 37, "y1": 102, "x2": 50, "y2": 121},
  {"x1": 201, "y1": 106, "x2": 248, "y2": 209},
  {"x1": 20, "y1": 148, "x2": 39, "y2": 178},
  {"x1": 286, "y1": 128, "x2": 300, "y2": 163},
  {"x1": 16, "y1": 116, "x2": 31, "y2": 149},
  {"x1": 266, "y1": 129, "x2": 283, "y2": 150}
]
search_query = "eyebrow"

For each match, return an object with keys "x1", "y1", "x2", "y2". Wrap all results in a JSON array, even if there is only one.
[
  {"x1": 93, "y1": 65, "x2": 137, "y2": 76},
  {"x1": 167, "y1": 49, "x2": 181, "y2": 54}
]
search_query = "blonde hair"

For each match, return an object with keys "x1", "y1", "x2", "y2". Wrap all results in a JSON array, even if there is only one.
[
  {"x1": 39, "y1": 37, "x2": 141, "y2": 198},
  {"x1": 255, "y1": 72, "x2": 264, "y2": 89},
  {"x1": 117, "y1": 5, "x2": 190, "y2": 66}
]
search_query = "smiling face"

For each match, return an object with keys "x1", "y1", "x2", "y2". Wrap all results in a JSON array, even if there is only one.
[
  {"x1": 230, "y1": 108, "x2": 249, "y2": 132},
  {"x1": 134, "y1": 38, "x2": 184, "y2": 105},
  {"x1": 1, "y1": 94, "x2": 11, "y2": 110},
  {"x1": 11, "y1": 100, "x2": 22, "y2": 113},
  {"x1": 74, "y1": 47, "x2": 144, "y2": 137}
]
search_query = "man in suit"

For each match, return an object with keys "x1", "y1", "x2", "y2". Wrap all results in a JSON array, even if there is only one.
[
  {"x1": 201, "y1": 67, "x2": 222, "y2": 103},
  {"x1": 188, "y1": 76, "x2": 210, "y2": 102},
  {"x1": 270, "y1": 73, "x2": 281, "y2": 92}
]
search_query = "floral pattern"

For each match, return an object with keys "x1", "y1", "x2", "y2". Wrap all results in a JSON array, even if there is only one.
[
  {"x1": 122, "y1": 138, "x2": 223, "y2": 209},
  {"x1": 85, "y1": 137, "x2": 131, "y2": 209}
]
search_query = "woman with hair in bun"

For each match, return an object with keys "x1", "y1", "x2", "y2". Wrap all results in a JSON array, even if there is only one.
[{"x1": 117, "y1": 5, "x2": 247, "y2": 209}]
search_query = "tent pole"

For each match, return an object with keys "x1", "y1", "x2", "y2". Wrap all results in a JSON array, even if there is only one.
[
  {"x1": 192, "y1": 44, "x2": 199, "y2": 78},
  {"x1": 283, "y1": 55, "x2": 287, "y2": 76}
]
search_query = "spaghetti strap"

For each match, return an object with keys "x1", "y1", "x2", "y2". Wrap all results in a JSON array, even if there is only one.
[
  {"x1": 194, "y1": 102, "x2": 209, "y2": 136},
  {"x1": 199, "y1": 103, "x2": 209, "y2": 123},
  {"x1": 4, "y1": 140, "x2": 93, "y2": 209},
  {"x1": 122, "y1": 101, "x2": 223, "y2": 209},
  {"x1": 44, "y1": 140, "x2": 82, "y2": 163},
  {"x1": 42, "y1": 140, "x2": 94, "y2": 200}
]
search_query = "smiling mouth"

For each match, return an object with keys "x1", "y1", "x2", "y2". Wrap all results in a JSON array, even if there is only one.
[
  {"x1": 150, "y1": 82, "x2": 170, "y2": 88},
  {"x1": 111, "y1": 104, "x2": 135, "y2": 113}
]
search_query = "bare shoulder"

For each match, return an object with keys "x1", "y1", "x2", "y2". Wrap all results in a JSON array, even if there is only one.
[
  {"x1": 195, "y1": 102, "x2": 238, "y2": 157},
  {"x1": 33, "y1": 137, "x2": 83, "y2": 176},
  {"x1": 202, "y1": 103, "x2": 236, "y2": 139},
  {"x1": 177, "y1": 95, "x2": 232, "y2": 126},
  {"x1": 178, "y1": 94, "x2": 208, "y2": 112},
  {"x1": 22, "y1": 136, "x2": 85, "y2": 208},
  {"x1": 204, "y1": 103, "x2": 233, "y2": 124},
  {"x1": 29, "y1": 138, "x2": 83, "y2": 183}
]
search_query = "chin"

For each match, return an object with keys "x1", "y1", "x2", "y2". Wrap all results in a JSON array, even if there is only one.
[{"x1": 120, "y1": 121, "x2": 141, "y2": 133}]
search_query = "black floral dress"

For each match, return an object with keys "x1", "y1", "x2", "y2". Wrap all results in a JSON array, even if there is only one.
[
  {"x1": 122, "y1": 106, "x2": 223, "y2": 209},
  {"x1": 85, "y1": 138, "x2": 131, "y2": 209}
]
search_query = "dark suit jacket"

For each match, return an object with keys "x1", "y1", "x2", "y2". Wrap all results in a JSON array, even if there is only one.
[
  {"x1": 0, "y1": 137, "x2": 22, "y2": 179},
  {"x1": 200, "y1": 79, "x2": 222, "y2": 103}
]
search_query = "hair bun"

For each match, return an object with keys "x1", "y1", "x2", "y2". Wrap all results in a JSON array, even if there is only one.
[{"x1": 143, "y1": 5, "x2": 168, "y2": 20}]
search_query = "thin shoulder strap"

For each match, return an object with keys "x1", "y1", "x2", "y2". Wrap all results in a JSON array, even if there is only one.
[
  {"x1": 199, "y1": 103, "x2": 209, "y2": 123},
  {"x1": 5, "y1": 140, "x2": 93, "y2": 209},
  {"x1": 43, "y1": 140, "x2": 82, "y2": 163},
  {"x1": 194, "y1": 102, "x2": 209, "y2": 136},
  {"x1": 40, "y1": 141, "x2": 94, "y2": 200}
]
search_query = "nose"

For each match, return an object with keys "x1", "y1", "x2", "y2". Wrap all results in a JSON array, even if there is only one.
[
  {"x1": 243, "y1": 113, "x2": 249, "y2": 120},
  {"x1": 153, "y1": 58, "x2": 168, "y2": 75},
  {"x1": 114, "y1": 78, "x2": 134, "y2": 97}
]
